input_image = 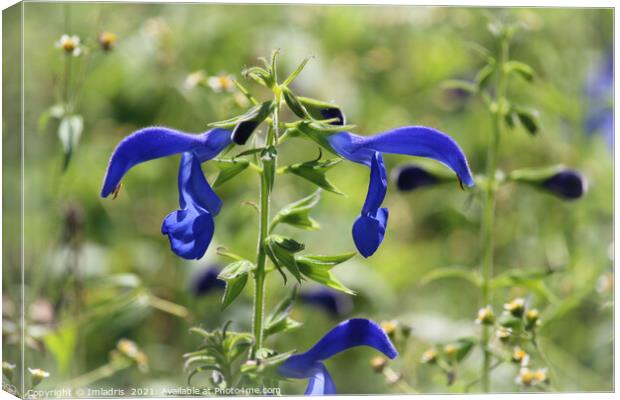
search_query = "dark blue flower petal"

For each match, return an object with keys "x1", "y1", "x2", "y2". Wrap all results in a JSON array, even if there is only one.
[
  {"x1": 327, "y1": 126, "x2": 474, "y2": 187},
  {"x1": 161, "y1": 153, "x2": 221, "y2": 260},
  {"x1": 392, "y1": 164, "x2": 440, "y2": 192},
  {"x1": 352, "y1": 208, "x2": 388, "y2": 258},
  {"x1": 304, "y1": 364, "x2": 336, "y2": 396},
  {"x1": 101, "y1": 127, "x2": 230, "y2": 197},
  {"x1": 191, "y1": 265, "x2": 226, "y2": 296},
  {"x1": 361, "y1": 152, "x2": 388, "y2": 216},
  {"x1": 542, "y1": 170, "x2": 587, "y2": 200},
  {"x1": 278, "y1": 318, "x2": 398, "y2": 380},
  {"x1": 299, "y1": 288, "x2": 353, "y2": 318}
]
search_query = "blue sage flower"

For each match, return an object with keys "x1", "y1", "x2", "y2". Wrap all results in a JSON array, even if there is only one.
[
  {"x1": 299, "y1": 288, "x2": 353, "y2": 318},
  {"x1": 300, "y1": 124, "x2": 474, "y2": 257},
  {"x1": 101, "y1": 127, "x2": 231, "y2": 259},
  {"x1": 392, "y1": 164, "x2": 441, "y2": 192},
  {"x1": 191, "y1": 265, "x2": 225, "y2": 296},
  {"x1": 278, "y1": 318, "x2": 397, "y2": 395},
  {"x1": 542, "y1": 170, "x2": 587, "y2": 200}
]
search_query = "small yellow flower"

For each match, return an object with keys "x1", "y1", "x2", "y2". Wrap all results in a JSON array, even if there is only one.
[
  {"x1": 117, "y1": 338, "x2": 140, "y2": 358},
  {"x1": 525, "y1": 309, "x2": 540, "y2": 330},
  {"x1": 381, "y1": 320, "x2": 398, "y2": 337},
  {"x1": 475, "y1": 305, "x2": 495, "y2": 325},
  {"x1": 370, "y1": 356, "x2": 387, "y2": 373},
  {"x1": 516, "y1": 367, "x2": 535, "y2": 386},
  {"x1": 443, "y1": 344, "x2": 457, "y2": 358},
  {"x1": 496, "y1": 326, "x2": 512, "y2": 342},
  {"x1": 207, "y1": 74, "x2": 235, "y2": 93},
  {"x1": 421, "y1": 348, "x2": 438, "y2": 364},
  {"x1": 533, "y1": 368, "x2": 548, "y2": 384},
  {"x1": 183, "y1": 70, "x2": 207, "y2": 90},
  {"x1": 504, "y1": 298, "x2": 525, "y2": 317},
  {"x1": 28, "y1": 368, "x2": 50, "y2": 387},
  {"x1": 511, "y1": 346, "x2": 529, "y2": 366},
  {"x1": 98, "y1": 32, "x2": 117, "y2": 51},
  {"x1": 55, "y1": 34, "x2": 81, "y2": 56}
]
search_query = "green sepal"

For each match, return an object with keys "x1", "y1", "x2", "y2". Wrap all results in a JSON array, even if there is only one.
[
  {"x1": 507, "y1": 165, "x2": 565, "y2": 185},
  {"x1": 498, "y1": 313, "x2": 523, "y2": 330},
  {"x1": 475, "y1": 63, "x2": 495, "y2": 90},
  {"x1": 209, "y1": 101, "x2": 274, "y2": 130},
  {"x1": 282, "y1": 155, "x2": 343, "y2": 194},
  {"x1": 442, "y1": 80, "x2": 477, "y2": 94},
  {"x1": 295, "y1": 253, "x2": 356, "y2": 295},
  {"x1": 270, "y1": 190, "x2": 321, "y2": 232},
  {"x1": 449, "y1": 337, "x2": 476, "y2": 362},
  {"x1": 242, "y1": 66, "x2": 274, "y2": 88},
  {"x1": 261, "y1": 146, "x2": 277, "y2": 193},
  {"x1": 264, "y1": 235, "x2": 305, "y2": 284},
  {"x1": 514, "y1": 106, "x2": 540, "y2": 135},
  {"x1": 218, "y1": 260, "x2": 255, "y2": 309},
  {"x1": 297, "y1": 96, "x2": 342, "y2": 121},
  {"x1": 504, "y1": 60, "x2": 534, "y2": 82},
  {"x1": 212, "y1": 159, "x2": 250, "y2": 188},
  {"x1": 282, "y1": 86, "x2": 311, "y2": 119}
]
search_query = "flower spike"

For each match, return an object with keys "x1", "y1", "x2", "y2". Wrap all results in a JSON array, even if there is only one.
[{"x1": 279, "y1": 318, "x2": 397, "y2": 395}]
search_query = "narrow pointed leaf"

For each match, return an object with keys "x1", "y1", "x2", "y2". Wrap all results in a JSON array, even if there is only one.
[
  {"x1": 295, "y1": 255, "x2": 355, "y2": 295},
  {"x1": 270, "y1": 190, "x2": 321, "y2": 232},
  {"x1": 212, "y1": 159, "x2": 250, "y2": 188},
  {"x1": 283, "y1": 158, "x2": 343, "y2": 194}
]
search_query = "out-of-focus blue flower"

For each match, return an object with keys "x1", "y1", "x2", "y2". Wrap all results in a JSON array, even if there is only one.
[
  {"x1": 308, "y1": 125, "x2": 474, "y2": 257},
  {"x1": 585, "y1": 51, "x2": 613, "y2": 147},
  {"x1": 101, "y1": 127, "x2": 231, "y2": 259},
  {"x1": 299, "y1": 288, "x2": 353, "y2": 318},
  {"x1": 278, "y1": 318, "x2": 397, "y2": 395},
  {"x1": 191, "y1": 265, "x2": 225, "y2": 296},
  {"x1": 392, "y1": 164, "x2": 441, "y2": 192},
  {"x1": 542, "y1": 170, "x2": 587, "y2": 200}
]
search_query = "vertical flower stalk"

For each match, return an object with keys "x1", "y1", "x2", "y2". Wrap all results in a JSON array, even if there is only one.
[
  {"x1": 251, "y1": 81, "x2": 281, "y2": 358},
  {"x1": 480, "y1": 35, "x2": 509, "y2": 393}
]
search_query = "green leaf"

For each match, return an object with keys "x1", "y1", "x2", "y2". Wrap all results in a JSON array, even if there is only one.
[
  {"x1": 261, "y1": 146, "x2": 277, "y2": 193},
  {"x1": 453, "y1": 337, "x2": 476, "y2": 362},
  {"x1": 498, "y1": 313, "x2": 523, "y2": 330},
  {"x1": 58, "y1": 114, "x2": 83, "y2": 170},
  {"x1": 295, "y1": 254, "x2": 356, "y2": 295},
  {"x1": 504, "y1": 60, "x2": 534, "y2": 82},
  {"x1": 491, "y1": 267, "x2": 558, "y2": 303},
  {"x1": 265, "y1": 236, "x2": 305, "y2": 283},
  {"x1": 218, "y1": 261, "x2": 255, "y2": 309},
  {"x1": 44, "y1": 324, "x2": 77, "y2": 374},
  {"x1": 283, "y1": 157, "x2": 343, "y2": 194},
  {"x1": 265, "y1": 287, "x2": 301, "y2": 337},
  {"x1": 212, "y1": 159, "x2": 250, "y2": 188},
  {"x1": 475, "y1": 64, "x2": 495, "y2": 89},
  {"x1": 514, "y1": 107, "x2": 540, "y2": 136},
  {"x1": 282, "y1": 86, "x2": 310, "y2": 119},
  {"x1": 442, "y1": 80, "x2": 477, "y2": 94},
  {"x1": 270, "y1": 190, "x2": 321, "y2": 232},
  {"x1": 419, "y1": 267, "x2": 482, "y2": 287}
]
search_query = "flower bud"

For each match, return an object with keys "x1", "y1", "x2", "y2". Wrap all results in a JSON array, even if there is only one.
[
  {"x1": 231, "y1": 101, "x2": 274, "y2": 145},
  {"x1": 391, "y1": 164, "x2": 441, "y2": 192},
  {"x1": 370, "y1": 356, "x2": 388, "y2": 373},
  {"x1": 542, "y1": 170, "x2": 587, "y2": 200},
  {"x1": 504, "y1": 298, "x2": 525, "y2": 318},
  {"x1": 496, "y1": 326, "x2": 512, "y2": 342},
  {"x1": 297, "y1": 96, "x2": 345, "y2": 126},
  {"x1": 28, "y1": 368, "x2": 50, "y2": 388},
  {"x1": 475, "y1": 305, "x2": 495, "y2": 325},
  {"x1": 3, "y1": 362, "x2": 16, "y2": 381},
  {"x1": 98, "y1": 32, "x2": 117, "y2": 51},
  {"x1": 421, "y1": 348, "x2": 438, "y2": 364},
  {"x1": 525, "y1": 309, "x2": 540, "y2": 330},
  {"x1": 207, "y1": 74, "x2": 235, "y2": 93}
]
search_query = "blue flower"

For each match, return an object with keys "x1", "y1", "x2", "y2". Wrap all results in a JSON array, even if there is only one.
[
  {"x1": 301, "y1": 125, "x2": 474, "y2": 257},
  {"x1": 542, "y1": 170, "x2": 587, "y2": 200},
  {"x1": 278, "y1": 318, "x2": 397, "y2": 395},
  {"x1": 299, "y1": 288, "x2": 353, "y2": 318},
  {"x1": 101, "y1": 127, "x2": 231, "y2": 259},
  {"x1": 191, "y1": 265, "x2": 226, "y2": 296}
]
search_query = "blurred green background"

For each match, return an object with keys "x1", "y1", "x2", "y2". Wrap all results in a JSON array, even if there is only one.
[{"x1": 2, "y1": 3, "x2": 613, "y2": 395}]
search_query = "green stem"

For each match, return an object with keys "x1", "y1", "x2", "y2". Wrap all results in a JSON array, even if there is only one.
[
  {"x1": 67, "y1": 358, "x2": 131, "y2": 389},
  {"x1": 251, "y1": 90, "x2": 280, "y2": 358},
  {"x1": 480, "y1": 37, "x2": 508, "y2": 393}
]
